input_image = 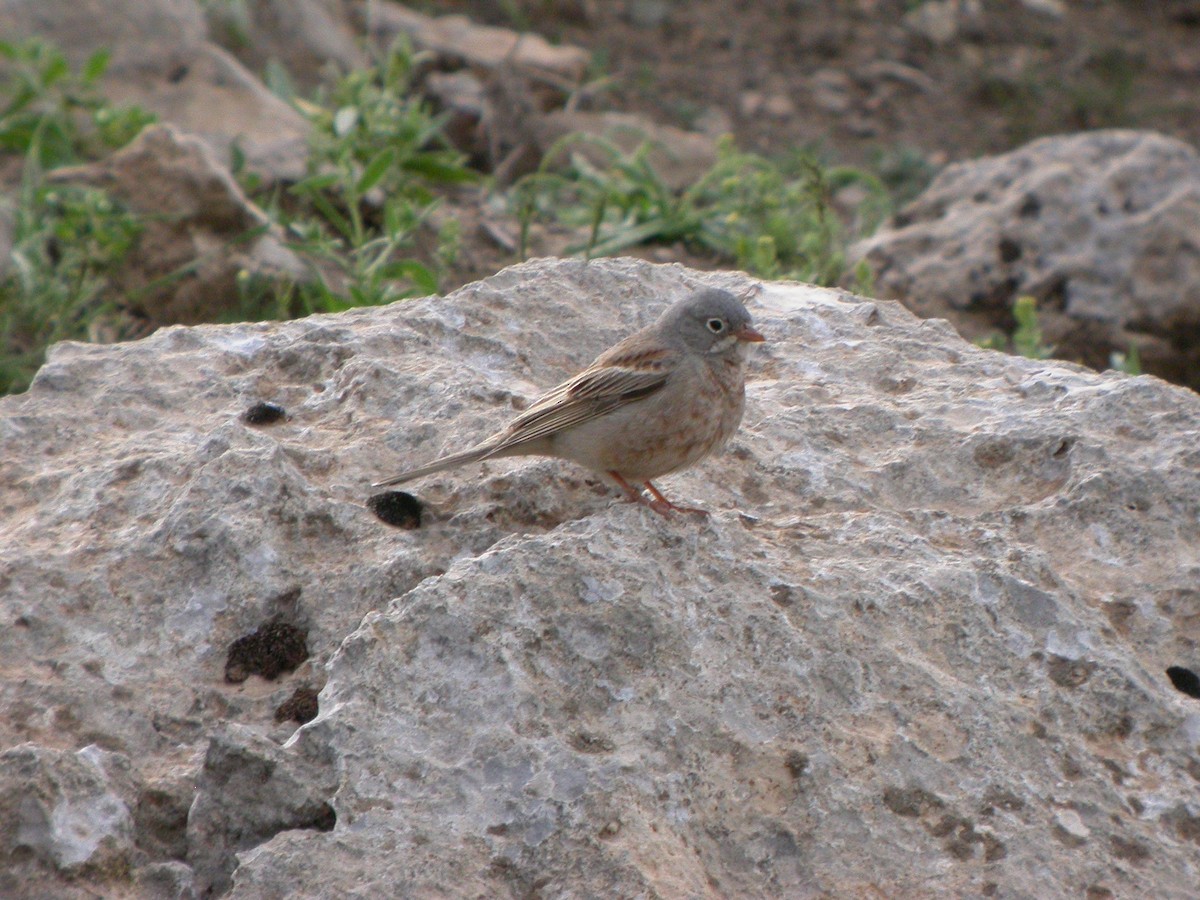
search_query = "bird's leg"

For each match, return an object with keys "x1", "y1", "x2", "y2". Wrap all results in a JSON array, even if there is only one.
[
  {"x1": 607, "y1": 471, "x2": 674, "y2": 517},
  {"x1": 643, "y1": 481, "x2": 708, "y2": 517}
]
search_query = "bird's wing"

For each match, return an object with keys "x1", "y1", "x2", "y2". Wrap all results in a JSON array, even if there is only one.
[{"x1": 497, "y1": 349, "x2": 676, "y2": 447}]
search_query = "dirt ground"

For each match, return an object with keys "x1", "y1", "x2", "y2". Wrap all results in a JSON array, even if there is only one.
[{"x1": 418, "y1": 0, "x2": 1200, "y2": 178}]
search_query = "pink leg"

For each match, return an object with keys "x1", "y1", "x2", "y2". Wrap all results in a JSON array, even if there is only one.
[
  {"x1": 643, "y1": 481, "x2": 708, "y2": 517},
  {"x1": 607, "y1": 471, "x2": 674, "y2": 517},
  {"x1": 606, "y1": 472, "x2": 708, "y2": 517}
]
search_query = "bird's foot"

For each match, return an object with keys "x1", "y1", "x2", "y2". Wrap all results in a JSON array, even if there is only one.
[
  {"x1": 608, "y1": 472, "x2": 707, "y2": 518},
  {"x1": 643, "y1": 481, "x2": 708, "y2": 517}
]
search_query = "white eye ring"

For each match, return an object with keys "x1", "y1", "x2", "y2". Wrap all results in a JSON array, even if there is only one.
[{"x1": 706, "y1": 318, "x2": 725, "y2": 333}]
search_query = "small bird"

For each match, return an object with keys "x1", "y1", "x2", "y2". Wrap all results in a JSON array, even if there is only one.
[{"x1": 374, "y1": 287, "x2": 765, "y2": 515}]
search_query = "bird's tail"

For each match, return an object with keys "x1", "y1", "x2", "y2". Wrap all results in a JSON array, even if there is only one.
[{"x1": 372, "y1": 444, "x2": 498, "y2": 488}]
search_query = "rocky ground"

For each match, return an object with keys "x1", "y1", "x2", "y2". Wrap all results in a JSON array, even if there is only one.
[
  {"x1": 4, "y1": 255, "x2": 1200, "y2": 897},
  {"x1": 3, "y1": 1, "x2": 1200, "y2": 897},
  {"x1": 418, "y1": 0, "x2": 1200, "y2": 168},
  {"x1": 4, "y1": 1, "x2": 1200, "y2": 388},
  {"x1": 415, "y1": 1, "x2": 1200, "y2": 388}
]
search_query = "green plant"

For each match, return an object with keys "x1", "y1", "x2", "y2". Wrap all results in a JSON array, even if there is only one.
[
  {"x1": 868, "y1": 144, "x2": 939, "y2": 206},
  {"x1": 847, "y1": 258, "x2": 875, "y2": 298},
  {"x1": 1010, "y1": 295, "x2": 1053, "y2": 359},
  {"x1": 277, "y1": 41, "x2": 477, "y2": 309},
  {"x1": 977, "y1": 295, "x2": 1054, "y2": 360},
  {"x1": 0, "y1": 38, "x2": 155, "y2": 393},
  {"x1": 1109, "y1": 342, "x2": 1142, "y2": 376},
  {"x1": 0, "y1": 39, "x2": 155, "y2": 166},
  {"x1": 512, "y1": 134, "x2": 890, "y2": 286},
  {"x1": 0, "y1": 182, "x2": 142, "y2": 392}
]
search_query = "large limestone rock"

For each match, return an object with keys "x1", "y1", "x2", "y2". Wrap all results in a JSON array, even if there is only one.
[
  {"x1": 2, "y1": 257, "x2": 1200, "y2": 897},
  {"x1": 850, "y1": 130, "x2": 1200, "y2": 389}
]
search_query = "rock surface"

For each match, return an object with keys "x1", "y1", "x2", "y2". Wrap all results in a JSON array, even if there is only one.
[
  {"x1": 3, "y1": 256, "x2": 1200, "y2": 897},
  {"x1": 850, "y1": 129, "x2": 1200, "y2": 389}
]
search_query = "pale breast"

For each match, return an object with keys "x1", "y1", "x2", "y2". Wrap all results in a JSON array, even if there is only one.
[{"x1": 548, "y1": 352, "x2": 747, "y2": 483}]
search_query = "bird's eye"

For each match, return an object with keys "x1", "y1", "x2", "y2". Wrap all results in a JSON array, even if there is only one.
[{"x1": 706, "y1": 318, "x2": 725, "y2": 333}]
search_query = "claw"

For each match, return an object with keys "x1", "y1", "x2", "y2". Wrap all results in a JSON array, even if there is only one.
[
  {"x1": 607, "y1": 472, "x2": 707, "y2": 518},
  {"x1": 643, "y1": 481, "x2": 709, "y2": 517}
]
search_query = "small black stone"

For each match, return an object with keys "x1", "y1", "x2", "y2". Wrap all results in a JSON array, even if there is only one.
[
  {"x1": 368, "y1": 491, "x2": 423, "y2": 529},
  {"x1": 1167, "y1": 666, "x2": 1200, "y2": 699},
  {"x1": 225, "y1": 618, "x2": 308, "y2": 683},
  {"x1": 275, "y1": 686, "x2": 321, "y2": 724},
  {"x1": 243, "y1": 402, "x2": 287, "y2": 425}
]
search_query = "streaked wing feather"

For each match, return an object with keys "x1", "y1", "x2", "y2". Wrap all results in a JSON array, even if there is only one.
[
  {"x1": 496, "y1": 362, "x2": 671, "y2": 448},
  {"x1": 563, "y1": 363, "x2": 669, "y2": 403}
]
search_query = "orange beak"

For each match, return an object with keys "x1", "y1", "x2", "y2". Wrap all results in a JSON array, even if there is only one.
[{"x1": 736, "y1": 324, "x2": 766, "y2": 343}]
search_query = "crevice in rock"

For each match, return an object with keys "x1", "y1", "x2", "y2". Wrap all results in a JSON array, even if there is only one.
[
  {"x1": 134, "y1": 785, "x2": 191, "y2": 862},
  {"x1": 186, "y1": 727, "x2": 338, "y2": 897}
]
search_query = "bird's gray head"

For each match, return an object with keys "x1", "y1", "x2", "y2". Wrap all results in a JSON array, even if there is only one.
[{"x1": 659, "y1": 288, "x2": 766, "y2": 355}]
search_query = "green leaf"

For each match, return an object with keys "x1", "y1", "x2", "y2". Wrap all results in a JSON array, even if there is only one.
[
  {"x1": 357, "y1": 148, "x2": 396, "y2": 195},
  {"x1": 81, "y1": 49, "x2": 111, "y2": 84},
  {"x1": 304, "y1": 191, "x2": 353, "y2": 242},
  {"x1": 40, "y1": 53, "x2": 69, "y2": 89},
  {"x1": 400, "y1": 153, "x2": 476, "y2": 184},
  {"x1": 229, "y1": 140, "x2": 246, "y2": 176},
  {"x1": 1011, "y1": 295, "x2": 1053, "y2": 359},
  {"x1": 378, "y1": 260, "x2": 437, "y2": 294},
  {"x1": 291, "y1": 172, "x2": 341, "y2": 194},
  {"x1": 567, "y1": 218, "x2": 672, "y2": 257}
]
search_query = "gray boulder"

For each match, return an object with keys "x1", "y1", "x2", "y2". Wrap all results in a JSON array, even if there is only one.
[
  {"x1": 850, "y1": 129, "x2": 1200, "y2": 389},
  {"x1": 2, "y1": 257, "x2": 1199, "y2": 896}
]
